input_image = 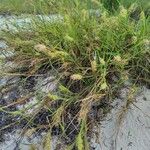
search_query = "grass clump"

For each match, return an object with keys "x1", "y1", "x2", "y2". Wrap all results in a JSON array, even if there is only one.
[{"x1": 0, "y1": 0, "x2": 150, "y2": 149}]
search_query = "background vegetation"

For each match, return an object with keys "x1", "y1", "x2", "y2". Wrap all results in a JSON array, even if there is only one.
[{"x1": 0, "y1": 0, "x2": 149, "y2": 14}]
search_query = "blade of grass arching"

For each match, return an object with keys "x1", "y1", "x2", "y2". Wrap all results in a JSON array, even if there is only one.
[
  {"x1": 83, "y1": 119, "x2": 90, "y2": 150},
  {"x1": 76, "y1": 120, "x2": 89, "y2": 150},
  {"x1": 0, "y1": 121, "x2": 18, "y2": 132},
  {"x1": 43, "y1": 130, "x2": 51, "y2": 150},
  {"x1": 76, "y1": 129, "x2": 84, "y2": 150},
  {"x1": 0, "y1": 107, "x2": 24, "y2": 115},
  {"x1": 0, "y1": 94, "x2": 32, "y2": 109},
  {"x1": 51, "y1": 103, "x2": 66, "y2": 126},
  {"x1": 65, "y1": 144, "x2": 75, "y2": 150}
]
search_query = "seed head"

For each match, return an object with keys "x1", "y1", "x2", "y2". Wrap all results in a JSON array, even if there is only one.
[
  {"x1": 34, "y1": 44, "x2": 47, "y2": 52},
  {"x1": 114, "y1": 55, "x2": 122, "y2": 62},
  {"x1": 70, "y1": 74, "x2": 83, "y2": 80},
  {"x1": 100, "y1": 58, "x2": 106, "y2": 65},
  {"x1": 100, "y1": 82, "x2": 107, "y2": 90},
  {"x1": 132, "y1": 36, "x2": 137, "y2": 44},
  {"x1": 91, "y1": 60, "x2": 97, "y2": 73},
  {"x1": 120, "y1": 6, "x2": 128, "y2": 17}
]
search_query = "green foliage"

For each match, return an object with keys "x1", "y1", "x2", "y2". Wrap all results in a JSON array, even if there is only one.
[
  {"x1": 0, "y1": 0, "x2": 59, "y2": 14},
  {"x1": 1, "y1": 0, "x2": 150, "y2": 149},
  {"x1": 0, "y1": 0, "x2": 149, "y2": 14}
]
